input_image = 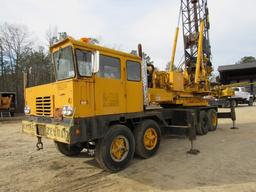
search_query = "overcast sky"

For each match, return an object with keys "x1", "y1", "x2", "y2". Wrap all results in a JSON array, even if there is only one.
[{"x1": 1, "y1": 0, "x2": 256, "y2": 71}]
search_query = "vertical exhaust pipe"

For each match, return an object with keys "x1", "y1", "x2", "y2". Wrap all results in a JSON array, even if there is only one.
[
  {"x1": 138, "y1": 44, "x2": 149, "y2": 108},
  {"x1": 138, "y1": 44, "x2": 143, "y2": 58}
]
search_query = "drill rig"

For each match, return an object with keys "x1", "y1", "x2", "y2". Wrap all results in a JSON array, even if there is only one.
[
  {"x1": 22, "y1": 0, "x2": 233, "y2": 172},
  {"x1": 148, "y1": 0, "x2": 214, "y2": 107}
]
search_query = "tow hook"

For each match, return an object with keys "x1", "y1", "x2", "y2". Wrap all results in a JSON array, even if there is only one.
[{"x1": 36, "y1": 136, "x2": 44, "y2": 151}]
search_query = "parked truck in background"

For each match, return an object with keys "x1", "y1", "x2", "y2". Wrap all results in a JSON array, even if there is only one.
[
  {"x1": 231, "y1": 87, "x2": 254, "y2": 106},
  {"x1": 0, "y1": 92, "x2": 16, "y2": 117},
  {"x1": 212, "y1": 87, "x2": 254, "y2": 108}
]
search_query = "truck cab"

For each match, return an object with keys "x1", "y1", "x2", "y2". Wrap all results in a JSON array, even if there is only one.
[
  {"x1": 23, "y1": 36, "x2": 144, "y2": 139},
  {"x1": 231, "y1": 87, "x2": 254, "y2": 106}
]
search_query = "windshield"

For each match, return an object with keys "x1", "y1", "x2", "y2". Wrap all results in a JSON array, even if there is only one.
[
  {"x1": 76, "y1": 49, "x2": 92, "y2": 77},
  {"x1": 53, "y1": 46, "x2": 75, "y2": 80}
]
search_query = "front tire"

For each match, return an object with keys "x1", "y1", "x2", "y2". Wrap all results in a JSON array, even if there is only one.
[
  {"x1": 55, "y1": 141, "x2": 83, "y2": 156},
  {"x1": 95, "y1": 124, "x2": 135, "y2": 172},
  {"x1": 134, "y1": 120, "x2": 161, "y2": 159}
]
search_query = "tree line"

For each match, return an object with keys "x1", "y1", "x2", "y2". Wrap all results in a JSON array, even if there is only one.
[
  {"x1": 1, "y1": 22, "x2": 255, "y2": 112},
  {"x1": 0, "y1": 23, "x2": 55, "y2": 112}
]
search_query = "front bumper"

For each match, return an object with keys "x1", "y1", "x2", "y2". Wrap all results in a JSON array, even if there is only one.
[{"x1": 22, "y1": 120, "x2": 71, "y2": 144}]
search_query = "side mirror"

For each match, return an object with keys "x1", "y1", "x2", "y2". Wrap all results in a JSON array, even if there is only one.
[{"x1": 92, "y1": 51, "x2": 99, "y2": 73}]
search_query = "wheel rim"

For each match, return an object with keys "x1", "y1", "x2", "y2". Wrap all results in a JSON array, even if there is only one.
[
  {"x1": 144, "y1": 128, "x2": 158, "y2": 150},
  {"x1": 212, "y1": 112, "x2": 217, "y2": 127},
  {"x1": 110, "y1": 135, "x2": 129, "y2": 162}
]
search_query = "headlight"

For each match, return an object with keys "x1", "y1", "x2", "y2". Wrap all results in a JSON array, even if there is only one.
[
  {"x1": 62, "y1": 106, "x2": 73, "y2": 116},
  {"x1": 24, "y1": 106, "x2": 31, "y2": 114}
]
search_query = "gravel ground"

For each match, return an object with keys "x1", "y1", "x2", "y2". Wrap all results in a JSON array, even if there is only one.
[{"x1": 1, "y1": 105, "x2": 256, "y2": 192}]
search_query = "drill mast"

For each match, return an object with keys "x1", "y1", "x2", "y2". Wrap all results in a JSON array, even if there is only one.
[{"x1": 181, "y1": 0, "x2": 212, "y2": 88}]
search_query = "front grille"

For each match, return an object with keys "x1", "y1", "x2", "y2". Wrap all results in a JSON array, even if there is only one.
[{"x1": 36, "y1": 96, "x2": 52, "y2": 116}]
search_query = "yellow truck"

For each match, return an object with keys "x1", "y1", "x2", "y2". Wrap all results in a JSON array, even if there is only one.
[
  {"x1": 22, "y1": 37, "x2": 219, "y2": 172},
  {"x1": 22, "y1": 0, "x2": 233, "y2": 172}
]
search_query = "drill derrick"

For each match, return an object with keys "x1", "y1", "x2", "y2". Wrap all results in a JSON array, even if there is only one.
[{"x1": 181, "y1": 0, "x2": 212, "y2": 90}]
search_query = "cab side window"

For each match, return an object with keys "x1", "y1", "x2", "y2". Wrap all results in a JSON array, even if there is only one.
[
  {"x1": 126, "y1": 61, "x2": 141, "y2": 81},
  {"x1": 98, "y1": 55, "x2": 121, "y2": 79},
  {"x1": 76, "y1": 49, "x2": 92, "y2": 77}
]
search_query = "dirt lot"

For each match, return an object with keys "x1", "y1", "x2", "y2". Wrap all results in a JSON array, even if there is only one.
[{"x1": 1, "y1": 106, "x2": 256, "y2": 192}]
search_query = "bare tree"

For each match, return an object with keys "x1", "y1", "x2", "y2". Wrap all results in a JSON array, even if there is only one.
[
  {"x1": 46, "y1": 25, "x2": 58, "y2": 47},
  {"x1": 130, "y1": 50, "x2": 154, "y2": 65},
  {"x1": 45, "y1": 26, "x2": 59, "y2": 82},
  {"x1": 0, "y1": 39, "x2": 4, "y2": 83},
  {"x1": 0, "y1": 23, "x2": 32, "y2": 111}
]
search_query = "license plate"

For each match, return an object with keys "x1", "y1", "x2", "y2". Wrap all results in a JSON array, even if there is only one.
[{"x1": 36, "y1": 124, "x2": 46, "y2": 136}]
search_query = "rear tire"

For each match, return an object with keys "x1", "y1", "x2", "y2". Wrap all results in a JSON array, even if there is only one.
[
  {"x1": 197, "y1": 111, "x2": 209, "y2": 135},
  {"x1": 224, "y1": 100, "x2": 231, "y2": 108},
  {"x1": 10, "y1": 111, "x2": 15, "y2": 117},
  {"x1": 134, "y1": 120, "x2": 161, "y2": 159},
  {"x1": 95, "y1": 124, "x2": 135, "y2": 172},
  {"x1": 248, "y1": 98, "x2": 253, "y2": 106},
  {"x1": 231, "y1": 100, "x2": 237, "y2": 107},
  {"x1": 207, "y1": 109, "x2": 218, "y2": 131},
  {"x1": 55, "y1": 141, "x2": 83, "y2": 156}
]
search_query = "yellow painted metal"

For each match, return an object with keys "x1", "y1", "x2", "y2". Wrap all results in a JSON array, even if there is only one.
[
  {"x1": 169, "y1": 71, "x2": 184, "y2": 91},
  {"x1": 219, "y1": 87, "x2": 234, "y2": 98},
  {"x1": 152, "y1": 71, "x2": 170, "y2": 89},
  {"x1": 144, "y1": 128, "x2": 158, "y2": 150},
  {"x1": 24, "y1": 38, "x2": 143, "y2": 120},
  {"x1": 0, "y1": 95, "x2": 12, "y2": 109},
  {"x1": 50, "y1": 37, "x2": 140, "y2": 60},
  {"x1": 111, "y1": 136, "x2": 128, "y2": 161},
  {"x1": 93, "y1": 51, "x2": 143, "y2": 116},
  {"x1": 22, "y1": 120, "x2": 71, "y2": 144},
  {"x1": 148, "y1": 88, "x2": 174, "y2": 103},
  {"x1": 25, "y1": 79, "x2": 75, "y2": 118},
  {"x1": 195, "y1": 21, "x2": 205, "y2": 84},
  {"x1": 212, "y1": 112, "x2": 217, "y2": 127},
  {"x1": 126, "y1": 77, "x2": 143, "y2": 113},
  {"x1": 148, "y1": 86, "x2": 209, "y2": 107},
  {"x1": 212, "y1": 82, "x2": 256, "y2": 99},
  {"x1": 170, "y1": 27, "x2": 180, "y2": 72},
  {"x1": 174, "y1": 95, "x2": 209, "y2": 106}
]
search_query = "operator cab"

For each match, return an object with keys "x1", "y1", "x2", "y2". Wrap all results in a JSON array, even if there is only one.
[{"x1": 49, "y1": 37, "x2": 144, "y2": 116}]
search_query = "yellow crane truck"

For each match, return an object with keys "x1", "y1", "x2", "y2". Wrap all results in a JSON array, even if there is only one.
[{"x1": 22, "y1": 0, "x2": 231, "y2": 172}]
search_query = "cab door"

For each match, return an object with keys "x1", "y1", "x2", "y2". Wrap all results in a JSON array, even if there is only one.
[
  {"x1": 94, "y1": 53, "x2": 126, "y2": 116},
  {"x1": 125, "y1": 59, "x2": 143, "y2": 113}
]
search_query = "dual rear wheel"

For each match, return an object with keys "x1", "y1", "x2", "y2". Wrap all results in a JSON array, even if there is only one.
[
  {"x1": 95, "y1": 120, "x2": 161, "y2": 172},
  {"x1": 54, "y1": 120, "x2": 161, "y2": 172},
  {"x1": 55, "y1": 110, "x2": 217, "y2": 172},
  {"x1": 196, "y1": 109, "x2": 218, "y2": 135}
]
